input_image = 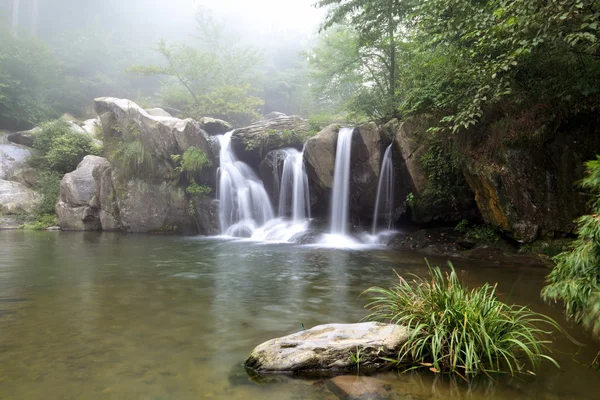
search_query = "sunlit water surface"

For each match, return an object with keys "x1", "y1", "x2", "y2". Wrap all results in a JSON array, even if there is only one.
[{"x1": 1, "y1": 231, "x2": 599, "y2": 400}]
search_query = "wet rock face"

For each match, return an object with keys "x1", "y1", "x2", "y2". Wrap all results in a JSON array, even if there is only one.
[
  {"x1": 460, "y1": 113, "x2": 600, "y2": 242},
  {"x1": 259, "y1": 149, "x2": 289, "y2": 207},
  {"x1": 245, "y1": 322, "x2": 410, "y2": 374},
  {"x1": 303, "y1": 123, "x2": 391, "y2": 222},
  {"x1": 230, "y1": 116, "x2": 310, "y2": 170}
]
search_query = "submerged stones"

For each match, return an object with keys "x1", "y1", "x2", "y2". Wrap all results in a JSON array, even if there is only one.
[{"x1": 245, "y1": 322, "x2": 410, "y2": 374}]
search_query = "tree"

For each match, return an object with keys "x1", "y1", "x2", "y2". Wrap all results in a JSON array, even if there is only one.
[
  {"x1": 314, "y1": 0, "x2": 412, "y2": 119},
  {"x1": 407, "y1": 0, "x2": 600, "y2": 132},
  {"x1": 0, "y1": 27, "x2": 62, "y2": 129},
  {"x1": 131, "y1": 8, "x2": 264, "y2": 126}
]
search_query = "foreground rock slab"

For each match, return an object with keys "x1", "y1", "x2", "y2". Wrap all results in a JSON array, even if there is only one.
[{"x1": 245, "y1": 322, "x2": 410, "y2": 374}]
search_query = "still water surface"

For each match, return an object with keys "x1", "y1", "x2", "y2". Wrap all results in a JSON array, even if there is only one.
[{"x1": 0, "y1": 231, "x2": 599, "y2": 399}]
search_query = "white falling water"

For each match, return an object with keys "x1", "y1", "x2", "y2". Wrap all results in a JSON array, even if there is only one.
[
  {"x1": 329, "y1": 127, "x2": 354, "y2": 234},
  {"x1": 372, "y1": 143, "x2": 395, "y2": 234},
  {"x1": 217, "y1": 132, "x2": 274, "y2": 237},
  {"x1": 216, "y1": 133, "x2": 310, "y2": 242},
  {"x1": 278, "y1": 148, "x2": 311, "y2": 222}
]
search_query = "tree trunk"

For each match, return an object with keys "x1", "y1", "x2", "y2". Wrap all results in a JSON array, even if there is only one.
[{"x1": 12, "y1": 0, "x2": 20, "y2": 32}]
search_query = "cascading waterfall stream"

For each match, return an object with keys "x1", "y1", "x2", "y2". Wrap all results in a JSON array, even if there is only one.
[
  {"x1": 329, "y1": 128, "x2": 354, "y2": 235},
  {"x1": 278, "y1": 148, "x2": 311, "y2": 222},
  {"x1": 217, "y1": 131, "x2": 274, "y2": 237},
  {"x1": 372, "y1": 143, "x2": 395, "y2": 234},
  {"x1": 216, "y1": 132, "x2": 310, "y2": 242}
]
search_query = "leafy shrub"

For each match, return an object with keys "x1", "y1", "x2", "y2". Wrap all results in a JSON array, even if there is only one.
[
  {"x1": 171, "y1": 146, "x2": 211, "y2": 181},
  {"x1": 454, "y1": 219, "x2": 469, "y2": 233},
  {"x1": 364, "y1": 263, "x2": 562, "y2": 378},
  {"x1": 186, "y1": 183, "x2": 212, "y2": 198},
  {"x1": 21, "y1": 214, "x2": 57, "y2": 231},
  {"x1": 31, "y1": 120, "x2": 101, "y2": 174},
  {"x1": 543, "y1": 156, "x2": 600, "y2": 335},
  {"x1": 33, "y1": 171, "x2": 62, "y2": 216}
]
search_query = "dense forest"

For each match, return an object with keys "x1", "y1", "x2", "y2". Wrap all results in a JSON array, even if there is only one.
[{"x1": 2, "y1": 0, "x2": 600, "y2": 387}]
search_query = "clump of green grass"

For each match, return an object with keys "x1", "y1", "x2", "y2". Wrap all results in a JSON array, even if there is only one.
[
  {"x1": 20, "y1": 214, "x2": 57, "y2": 230},
  {"x1": 363, "y1": 262, "x2": 562, "y2": 379},
  {"x1": 109, "y1": 139, "x2": 156, "y2": 178},
  {"x1": 171, "y1": 146, "x2": 211, "y2": 181}
]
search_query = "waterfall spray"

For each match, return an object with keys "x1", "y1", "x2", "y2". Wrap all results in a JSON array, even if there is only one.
[
  {"x1": 329, "y1": 128, "x2": 354, "y2": 234},
  {"x1": 372, "y1": 143, "x2": 394, "y2": 234}
]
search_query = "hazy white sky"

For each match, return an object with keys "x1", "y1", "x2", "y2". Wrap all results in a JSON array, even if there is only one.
[{"x1": 188, "y1": 0, "x2": 325, "y2": 35}]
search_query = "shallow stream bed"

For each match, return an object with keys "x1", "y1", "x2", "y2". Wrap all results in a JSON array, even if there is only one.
[{"x1": 0, "y1": 231, "x2": 599, "y2": 399}]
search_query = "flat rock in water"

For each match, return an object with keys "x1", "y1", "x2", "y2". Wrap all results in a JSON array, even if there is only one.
[{"x1": 245, "y1": 322, "x2": 410, "y2": 374}]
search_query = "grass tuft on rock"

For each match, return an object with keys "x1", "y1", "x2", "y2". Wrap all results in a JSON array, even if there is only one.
[{"x1": 363, "y1": 262, "x2": 562, "y2": 379}]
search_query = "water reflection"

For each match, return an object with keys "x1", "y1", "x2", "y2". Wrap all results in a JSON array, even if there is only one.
[{"x1": 0, "y1": 231, "x2": 598, "y2": 400}]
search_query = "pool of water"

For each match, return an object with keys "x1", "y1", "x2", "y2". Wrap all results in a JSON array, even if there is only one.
[{"x1": 0, "y1": 231, "x2": 598, "y2": 399}]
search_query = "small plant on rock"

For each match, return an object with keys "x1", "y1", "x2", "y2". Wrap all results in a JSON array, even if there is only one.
[{"x1": 363, "y1": 262, "x2": 563, "y2": 379}]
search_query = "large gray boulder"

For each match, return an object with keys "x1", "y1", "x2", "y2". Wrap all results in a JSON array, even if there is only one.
[
  {"x1": 0, "y1": 143, "x2": 33, "y2": 181},
  {"x1": 245, "y1": 322, "x2": 410, "y2": 373},
  {"x1": 90, "y1": 98, "x2": 220, "y2": 234},
  {"x1": 113, "y1": 178, "x2": 193, "y2": 233},
  {"x1": 0, "y1": 179, "x2": 37, "y2": 215},
  {"x1": 145, "y1": 107, "x2": 173, "y2": 118},
  {"x1": 230, "y1": 115, "x2": 310, "y2": 169},
  {"x1": 198, "y1": 117, "x2": 232, "y2": 135},
  {"x1": 94, "y1": 97, "x2": 216, "y2": 182},
  {"x1": 265, "y1": 111, "x2": 287, "y2": 120},
  {"x1": 56, "y1": 156, "x2": 111, "y2": 231}
]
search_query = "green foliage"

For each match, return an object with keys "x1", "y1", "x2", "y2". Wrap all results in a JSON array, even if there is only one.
[
  {"x1": 348, "y1": 346, "x2": 364, "y2": 371},
  {"x1": 308, "y1": 24, "x2": 401, "y2": 121},
  {"x1": 186, "y1": 183, "x2": 213, "y2": 216},
  {"x1": 21, "y1": 214, "x2": 57, "y2": 231},
  {"x1": 109, "y1": 139, "x2": 156, "y2": 179},
  {"x1": 0, "y1": 28, "x2": 62, "y2": 128},
  {"x1": 543, "y1": 156, "x2": 600, "y2": 335},
  {"x1": 31, "y1": 120, "x2": 101, "y2": 174},
  {"x1": 364, "y1": 262, "x2": 562, "y2": 378},
  {"x1": 454, "y1": 219, "x2": 469, "y2": 233},
  {"x1": 186, "y1": 183, "x2": 212, "y2": 199},
  {"x1": 188, "y1": 85, "x2": 263, "y2": 128},
  {"x1": 33, "y1": 171, "x2": 62, "y2": 217},
  {"x1": 465, "y1": 225, "x2": 500, "y2": 243},
  {"x1": 171, "y1": 147, "x2": 211, "y2": 181},
  {"x1": 314, "y1": 0, "x2": 410, "y2": 120},
  {"x1": 406, "y1": 0, "x2": 600, "y2": 132},
  {"x1": 419, "y1": 134, "x2": 466, "y2": 206}
]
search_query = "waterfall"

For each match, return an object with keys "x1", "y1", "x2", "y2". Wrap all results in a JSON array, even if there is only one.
[
  {"x1": 329, "y1": 127, "x2": 354, "y2": 234},
  {"x1": 372, "y1": 143, "x2": 394, "y2": 234},
  {"x1": 217, "y1": 131, "x2": 274, "y2": 237},
  {"x1": 278, "y1": 148, "x2": 311, "y2": 222}
]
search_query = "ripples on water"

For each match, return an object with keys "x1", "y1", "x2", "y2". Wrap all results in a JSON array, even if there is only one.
[{"x1": 0, "y1": 231, "x2": 598, "y2": 399}]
